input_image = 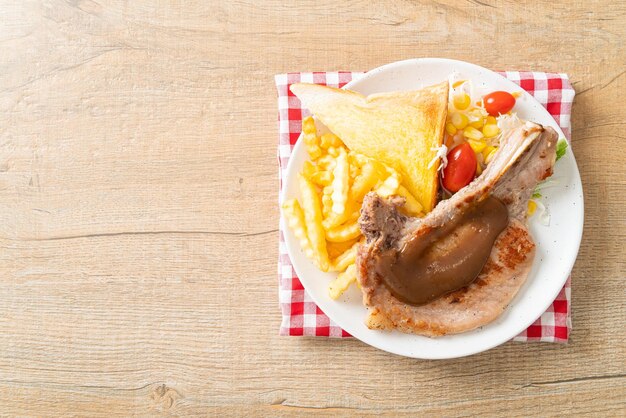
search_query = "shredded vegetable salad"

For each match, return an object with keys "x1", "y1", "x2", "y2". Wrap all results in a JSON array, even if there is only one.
[{"x1": 440, "y1": 74, "x2": 567, "y2": 223}]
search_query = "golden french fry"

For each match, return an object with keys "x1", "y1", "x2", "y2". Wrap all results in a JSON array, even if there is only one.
[
  {"x1": 323, "y1": 161, "x2": 360, "y2": 230},
  {"x1": 302, "y1": 160, "x2": 316, "y2": 178},
  {"x1": 302, "y1": 116, "x2": 322, "y2": 160},
  {"x1": 375, "y1": 172, "x2": 400, "y2": 197},
  {"x1": 327, "y1": 238, "x2": 359, "y2": 259},
  {"x1": 348, "y1": 151, "x2": 370, "y2": 168},
  {"x1": 329, "y1": 241, "x2": 359, "y2": 272},
  {"x1": 321, "y1": 186, "x2": 333, "y2": 219},
  {"x1": 320, "y1": 133, "x2": 343, "y2": 149},
  {"x1": 350, "y1": 162, "x2": 379, "y2": 201},
  {"x1": 316, "y1": 154, "x2": 336, "y2": 171},
  {"x1": 395, "y1": 185, "x2": 423, "y2": 216},
  {"x1": 325, "y1": 205, "x2": 361, "y2": 230},
  {"x1": 281, "y1": 199, "x2": 314, "y2": 259},
  {"x1": 331, "y1": 149, "x2": 350, "y2": 215},
  {"x1": 298, "y1": 174, "x2": 329, "y2": 271},
  {"x1": 370, "y1": 158, "x2": 390, "y2": 179},
  {"x1": 349, "y1": 162, "x2": 360, "y2": 180},
  {"x1": 346, "y1": 209, "x2": 360, "y2": 223},
  {"x1": 328, "y1": 264, "x2": 357, "y2": 300},
  {"x1": 384, "y1": 166, "x2": 402, "y2": 183},
  {"x1": 325, "y1": 221, "x2": 361, "y2": 243},
  {"x1": 327, "y1": 146, "x2": 341, "y2": 158},
  {"x1": 323, "y1": 212, "x2": 345, "y2": 231},
  {"x1": 310, "y1": 170, "x2": 332, "y2": 187}
]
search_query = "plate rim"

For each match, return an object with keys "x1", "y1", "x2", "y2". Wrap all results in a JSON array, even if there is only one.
[{"x1": 280, "y1": 58, "x2": 584, "y2": 359}]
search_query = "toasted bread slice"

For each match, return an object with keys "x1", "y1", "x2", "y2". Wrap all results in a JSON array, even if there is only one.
[{"x1": 291, "y1": 81, "x2": 449, "y2": 212}]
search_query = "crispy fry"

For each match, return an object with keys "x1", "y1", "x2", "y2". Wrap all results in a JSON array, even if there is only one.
[
  {"x1": 298, "y1": 174, "x2": 329, "y2": 271},
  {"x1": 348, "y1": 151, "x2": 370, "y2": 168},
  {"x1": 347, "y1": 209, "x2": 360, "y2": 223},
  {"x1": 281, "y1": 199, "x2": 314, "y2": 259},
  {"x1": 327, "y1": 238, "x2": 359, "y2": 259},
  {"x1": 302, "y1": 160, "x2": 316, "y2": 178},
  {"x1": 325, "y1": 221, "x2": 361, "y2": 243},
  {"x1": 321, "y1": 186, "x2": 332, "y2": 219},
  {"x1": 349, "y1": 163, "x2": 360, "y2": 180},
  {"x1": 374, "y1": 172, "x2": 400, "y2": 197},
  {"x1": 395, "y1": 185, "x2": 423, "y2": 216},
  {"x1": 329, "y1": 241, "x2": 359, "y2": 272},
  {"x1": 325, "y1": 206, "x2": 360, "y2": 230},
  {"x1": 384, "y1": 165, "x2": 402, "y2": 183},
  {"x1": 371, "y1": 158, "x2": 390, "y2": 179},
  {"x1": 350, "y1": 162, "x2": 379, "y2": 201},
  {"x1": 320, "y1": 133, "x2": 343, "y2": 149},
  {"x1": 317, "y1": 154, "x2": 336, "y2": 171},
  {"x1": 327, "y1": 146, "x2": 341, "y2": 158},
  {"x1": 309, "y1": 170, "x2": 332, "y2": 187},
  {"x1": 328, "y1": 264, "x2": 357, "y2": 300},
  {"x1": 331, "y1": 149, "x2": 350, "y2": 215},
  {"x1": 302, "y1": 116, "x2": 322, "y2": 160}
]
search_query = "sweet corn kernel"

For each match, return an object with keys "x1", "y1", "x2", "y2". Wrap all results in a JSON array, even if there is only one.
[
  {"x1": 512, "y1": 91, "x2": 522, "y2": 99},
  {"x1": 486, "y1": 116, "x2": 497, "y2": 125},
  {"x1": 482, "y1": 145, "x2": 495, "y2": 160},
  {"x1": 446, "y1": 122, "x2": 457, "y2": 136},
  {"x1": 453, "y1": 93, "x2": 471, "y2": 110},
  {"x1": 470, "y1": 120, "x2": 484, "y2": 129},
  {"x1": 484, "y1": 146, "x2": 498, "y2": 164},
  {"x1": 528, "y1": 200, "x2": 537, "y2": 216},
  {"x1": 451, "y1": 112, "x2": 469, "y2": 129},
  {"x1": 468, "y1": 139, "x2": 487, "y2": 153},
  {"x1": 463, "y1": 126, "x2": 484, "y2": 140},
  {"x1": 468, "y1": 110, "x2": 485, "y2": 129},
  {"x1": 476, "y1": 161, "x2": 483, "y2": 175},
  {"x1": 482, "y1": 123, "x2": 500, "y2": 138}
]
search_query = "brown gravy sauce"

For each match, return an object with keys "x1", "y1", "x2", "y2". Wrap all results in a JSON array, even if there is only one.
[{"x1": 376, "y1": 196, "x2": 509, "y2": 306}]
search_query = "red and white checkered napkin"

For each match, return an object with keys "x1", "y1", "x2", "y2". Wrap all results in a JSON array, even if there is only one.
[{"x1": 276, "y1": 71, "x2": 575, "y2": 342}]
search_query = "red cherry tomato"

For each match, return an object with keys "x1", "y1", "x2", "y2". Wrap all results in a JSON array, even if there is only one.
[
  {"x1": 483, "y1": 91, "x2": 516, "y2": 116},
  {"x1": 442, "y1": 143, "x2": 477, "y2": 193}
]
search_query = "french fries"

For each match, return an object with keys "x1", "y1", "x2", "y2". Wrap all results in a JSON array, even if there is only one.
[
  {"x1": 298, "y1": 174, "x2": 329, "y2": 271},
  {"x1": 302, "y1": 116, "x2": 322, "y2": 159},
  {"x1": 331, "y1": 149, "x2": 349, "y2": 215},
  {"x1": 327, "y1": 238, "x2": 359, "y2": 259},
  {"x1": 281, "y1": 199, "x2": 314, "y2": 260},
  {"x1": 329, "y1": 240, "x2": 359, "y2": 272},
  {"x1": 328, "y1": 264, "x2": 357, "y2": 300},
  {"x1": 325, "y1": 221, "x2": 361, "y2": 243},
  {"x1": 320, "y1": 132, "x2": 342, "y2": 149},
  {"x1": 395, "y1": 185, "x2": 423, "y2": 217},
  {"x1": 282, "y1": 119, "x2": 425, "y2": 299}
]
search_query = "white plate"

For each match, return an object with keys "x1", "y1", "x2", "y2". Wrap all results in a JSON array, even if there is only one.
[{"x1": 281, "y1": 58, "x2": 583, "y2": 359}]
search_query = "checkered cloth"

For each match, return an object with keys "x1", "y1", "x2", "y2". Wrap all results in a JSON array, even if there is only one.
[{"x1": 276, "y1": 71, "x2": 574, "y2": 342}]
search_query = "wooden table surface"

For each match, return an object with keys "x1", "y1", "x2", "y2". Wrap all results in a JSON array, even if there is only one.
[{"x1": 1, "y1": 1, "x2": 624, "y2": 416}]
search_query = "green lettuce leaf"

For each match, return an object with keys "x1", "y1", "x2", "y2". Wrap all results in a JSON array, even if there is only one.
[{"x1": 556, "y1": 138, "x2": 568, "y2": 161}]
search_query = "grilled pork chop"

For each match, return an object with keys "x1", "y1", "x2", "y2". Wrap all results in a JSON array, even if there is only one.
[{"x1": 357, "y1": 120, "x2": 558, "y2": 336}]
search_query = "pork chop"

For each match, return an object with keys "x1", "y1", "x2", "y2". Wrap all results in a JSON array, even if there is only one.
[{"x1": 356, "y1": 120, "x2": 558, "y2": 336}]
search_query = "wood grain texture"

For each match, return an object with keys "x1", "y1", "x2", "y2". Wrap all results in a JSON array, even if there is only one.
[{"x1": 0, "y1": 0, "x2": 624, "y2": 416}]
